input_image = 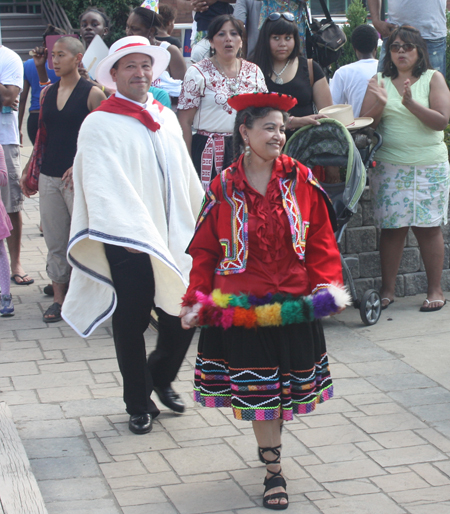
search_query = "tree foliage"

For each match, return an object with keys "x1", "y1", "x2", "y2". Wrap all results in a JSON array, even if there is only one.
[{"x1": 57, "y1": 0, "x2": 141, "y2": 45}]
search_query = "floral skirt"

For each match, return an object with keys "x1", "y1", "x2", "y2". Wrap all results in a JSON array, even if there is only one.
[
  {"x1": 370, "y1": 161, "x2": 450, "y2": 228},
  {"x1": 193, "y1": 320, "x2": 333, "y2": 421}
]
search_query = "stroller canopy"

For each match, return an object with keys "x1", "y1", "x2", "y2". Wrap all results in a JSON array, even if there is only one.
[{"x1": 284, "y1": 118, "x2": 366, "y2": 213}]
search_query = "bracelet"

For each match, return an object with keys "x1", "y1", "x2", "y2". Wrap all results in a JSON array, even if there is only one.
[
  {"x1": 39, "y1": 79, "x2": 51, "y2": 86},
  {"x1": 101, "y1": 86, "x2": 105, "y2": 92}
]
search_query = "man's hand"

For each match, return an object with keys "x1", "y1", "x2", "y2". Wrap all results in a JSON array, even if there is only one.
[
  {"x1": 190, "y1": 0, "x2": 217, "y2": 13},
  {"x1": 62, "y1": 166, "x2": 74, "y2": 191},
  {"x1": 372, "y1": 19, "x2": 397, "y2": 39},
  {"x1": 19, "y1": 166, "x2": 37, "y2": 198},
  {"x1": 180, "y1": 303, "x2": 202, "y2": 329}
]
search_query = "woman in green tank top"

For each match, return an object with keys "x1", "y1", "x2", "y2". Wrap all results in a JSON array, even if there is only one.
[{"x1": 361, "y1": 25, "x2": 450, "y2": 313}]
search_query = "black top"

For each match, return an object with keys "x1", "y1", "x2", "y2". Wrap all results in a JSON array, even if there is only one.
[
  {"x1": 266, "y1": 57, "x2": 325, "y2": 140},
  {"x1": 40, "y1": 77, "x2": 93, "y2": 178},
  {"x1": 155, "y1": 35, "x2": 182, "y2": 49},
  {"x1": 194, "y1": 2, "x2": 234, "y2": 32}
]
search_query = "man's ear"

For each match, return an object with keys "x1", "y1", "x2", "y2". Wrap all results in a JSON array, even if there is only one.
[{"x1": 110, "y1": 67, "x2": 118, "y2": 84}]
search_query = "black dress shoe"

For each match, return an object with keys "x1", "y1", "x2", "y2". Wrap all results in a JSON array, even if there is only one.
[
  {"x1": 129, "y1": 413, "x2": 153, "y2": 434},
  {"x1": 154, "y1": 386, "x2": 185, "y2": 413}
]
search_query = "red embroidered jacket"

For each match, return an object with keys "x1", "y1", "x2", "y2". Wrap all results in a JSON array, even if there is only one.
[{"x1": 186, "y1": 154, "x2": 343, "y2": 298}]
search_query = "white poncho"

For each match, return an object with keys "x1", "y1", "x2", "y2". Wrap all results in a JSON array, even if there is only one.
[{"x1": 62, "y1": 108, "x2": 204, "y2": 337}]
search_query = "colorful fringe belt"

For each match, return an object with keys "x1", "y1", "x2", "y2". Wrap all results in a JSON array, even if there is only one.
[{"x1": 182, "y1": 288, "x2": 342, "y2": 329}]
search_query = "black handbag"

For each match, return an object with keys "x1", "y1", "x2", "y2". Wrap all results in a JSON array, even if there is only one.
[{"x1": 306, "y1": 0, "x2": 347, "y2": 67}]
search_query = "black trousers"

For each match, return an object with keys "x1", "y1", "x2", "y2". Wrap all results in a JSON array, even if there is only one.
[{"x1": 105, "y1": 244, "x2": 195, "y2": 416}]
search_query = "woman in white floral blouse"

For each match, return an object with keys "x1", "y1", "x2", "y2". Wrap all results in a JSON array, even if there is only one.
[{"x1": 178, "y1": 14, "x2": 267, "y2": 190}]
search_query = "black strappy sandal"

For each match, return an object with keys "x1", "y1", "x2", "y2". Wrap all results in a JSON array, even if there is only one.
[
  {"x1": 258, "y1": 445, "x2": 289, "y2": 511},
  {"x1": 257, "y1": 421, "x2": 283, "y2": 464}
]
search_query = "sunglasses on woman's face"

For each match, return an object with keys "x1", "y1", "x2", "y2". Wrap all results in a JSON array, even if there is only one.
[
  {"x1": 390, "y1": 43, "x2": 417, "y2": 53},
  {"x1": 268, "y1": 12, "x2": 295, "y2": 22}
]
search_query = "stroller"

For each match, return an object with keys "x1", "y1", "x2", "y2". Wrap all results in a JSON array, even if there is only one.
[{"x1": 285, "y1": 118, "x2": 383, "y2": 326}]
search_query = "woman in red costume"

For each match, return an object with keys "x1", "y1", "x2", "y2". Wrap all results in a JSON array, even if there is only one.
[{"x1": 180, "y1": 92, "x2": 349, "y2": 510}]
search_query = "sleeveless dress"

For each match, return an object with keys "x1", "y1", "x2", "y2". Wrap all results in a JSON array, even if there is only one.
[{"x1": 370, "y1": 70, "x2": 449, "y2": 228}]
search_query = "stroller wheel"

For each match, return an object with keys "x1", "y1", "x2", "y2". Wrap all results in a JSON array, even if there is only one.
[{"x1": 360, "y1": 289, "x2": 381, "y2": 326}]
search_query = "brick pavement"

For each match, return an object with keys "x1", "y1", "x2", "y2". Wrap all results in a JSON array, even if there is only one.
[{"x1": 1, "y1": 145, "x2": 450, "y2": 513}]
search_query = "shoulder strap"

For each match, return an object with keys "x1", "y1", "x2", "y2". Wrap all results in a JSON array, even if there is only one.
[
  {"x1": 39, "y1": 84, "x2": 51, "y2": 107},
  {"x1": 308, "y1": 59, "x2": 314, "y2": 88},
  {"x1": 317, "y1": 0, "x2": 333, "y2": 22}
]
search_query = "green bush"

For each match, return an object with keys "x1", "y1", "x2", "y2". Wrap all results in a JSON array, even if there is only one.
[
  {"x1": 57, "y1": 0, "x2": 141, "y2": 45},
  {"x1": 337, "y1": 0, "x2": 368, "y2": 68}
]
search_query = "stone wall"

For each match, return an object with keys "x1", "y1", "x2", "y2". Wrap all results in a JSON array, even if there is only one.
[{"x1": 340, "y1": 186, "x2": 450, "y2": 299}]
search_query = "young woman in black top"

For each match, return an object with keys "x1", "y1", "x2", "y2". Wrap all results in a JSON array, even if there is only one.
[{"x1": 251, "y1": 13, "x2": 332, "y2": 141}]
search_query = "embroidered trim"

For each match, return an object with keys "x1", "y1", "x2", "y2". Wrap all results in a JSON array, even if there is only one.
[
  {"x1": 279, "y1": 176, "x2": 307, "y2": 261},
  {"x1": 215, "y1": 171, "x2": 248, "y2": 275}
]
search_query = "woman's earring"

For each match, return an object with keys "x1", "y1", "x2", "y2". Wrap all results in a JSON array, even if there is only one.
[
  {"x1": 237, "y1": 48, "x2": 243, "y2": 58},
  {"x1": 210, "y1": 47, "x2": 216, "y2": 56},
  {"x1": 244, "y1": 139, "x2": 251, "y2": 158},
  {"x1": 389, "y1": 61, "x2": 394, "y2": 69}
]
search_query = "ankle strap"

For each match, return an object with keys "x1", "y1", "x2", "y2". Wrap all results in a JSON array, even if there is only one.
[{"x1": 258, "y1": 444, "x2": 282, "y2": 466}]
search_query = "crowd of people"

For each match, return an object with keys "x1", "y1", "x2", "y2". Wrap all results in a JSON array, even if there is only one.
[{"x1": 0, "y1": 0, "x2": 449, "y2": 510}]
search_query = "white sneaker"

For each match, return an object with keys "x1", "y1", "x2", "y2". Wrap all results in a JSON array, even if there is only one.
[{"x1": 0, "y1": 294, "x2": 14, "y2": 317}]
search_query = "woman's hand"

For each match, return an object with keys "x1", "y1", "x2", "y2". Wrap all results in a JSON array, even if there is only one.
[
  {"x1": 287, "y1": 114, "x2": 327, "y2": 130},
  {"x1": 180, "y1": 303, "x2": 202, "y2": 329},
  {"x1": 401, "y1": 79, "x2": 414, "y2": 108},
  {"x1": 367, "y1": 77, "x2": 388, "y2": 106},
  {"x1": 62, "y1": 166, "x2": 74, "y2": 191}
]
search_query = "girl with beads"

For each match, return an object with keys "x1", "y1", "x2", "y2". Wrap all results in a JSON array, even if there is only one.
[
  {"x1": 180, "y1": 92, "x2": 348, "y2": 510},
  {"x1": 251, "y1": 13, "x2": 332, "y2": 142},
  {"x1": 178, "y1": 15, "x2": 267, "y2": 189},
  {"x1": 0, "y1": 144, "x2": 14, "y2": 316}
]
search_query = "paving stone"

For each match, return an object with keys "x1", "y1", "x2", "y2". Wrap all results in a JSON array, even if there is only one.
[
  {"x1": 388, "y1": 387, "x2": 450, "y2": 408},
  {"x1": 0, "y1": 361, "x2": 39, "y2": 377},
  {"x1": 39, "y1": 477, "x2": 112, "y2": 502},
  {"x1": 23, "y1": 437, "x2": 92, "y2": 459},
  {"x1": 122, "y1": 504, "x2": 177, "y2": 514},
  {"x1": 163, "y1": 480, "x2": 254, "y2": 514},
  {"x1": 302, "y1": 413, "x2": 351, "y2": 428},
  {"x1": 414, "y1": 428, "x2": 450, "y2": 454},
  {"x1": 63, "y1": 346, "x2": 117, "y2": 362},
  {"x1": 12, "y1": 370, "x2": 97, "y2": 390},
  {"x1": 89, "y1": 438, "x2": 113, "y2": 464},
  {"x1": 314, "y1": 493, "x2": 406, "y2": 513},
  {"x1": 108, "y1": 470, "x2": 181, "y2": 488},
  {"x1": 390, "y1": 484, "x2": 450, "y2": 504},
  {"x1": 410, "y1": 403, "x2": 450, "y2": 423},
  {"x1": 102, "y1": 432, "x2": 178, "y2": 455},
  {"x1": 0, "y1": 347, "x2": 43, "y2": 363},
  {"x1": 372, "y1": 430, "x2": 427, "y2": 449},
  {"x1": 367, "y1": 373, "x2": 438, "y2": 392},
  {"x1": 88, "y1": 358, "x2": 120, "y2": 373},
  {"x1": 332, "y1": 377, "x2": 381, "y2": 396},
  {"x1": 114, "y1": 486, "x2": 167, "y2": 507},
  {"x1": 0, "y1": 389, "x2": 39, "y2": 405},
  {"x1": 433, "y1": 461, "x2": 450, "y2": 480},
  {"x1": 347, "y1": 359, "x2": 416, "y2": 377},
  {"x1": 311, "y1": 443, "x2": 366, "y2": 464},
  {"x1": 46, "y1": 499, "x2": 122, "y2": 514},
  {"x1": 171, "y1": 424, "x2": 240, "y2": 442},
  {"x1": 30, "y1": 455, "x2": 101, "y2": 480},
  {"x1": 38, "y1": 337, "x2": 89, "y2": 351},
  {"x1": 17, "y1": 418, "x2": 83, "y2": 439},
  {"x1": 158, "y1": 413, "x2": 209, "y2": 431},
  {"x1": 10, "y1": 403, "x2": 64, "y2": 421},
  {"x1": 351, "y1": 413, "x2": 427, "y2": 433},
  {"x1": 358, "y1": 403, "x2": 409, "y2": 416},
  {"x1": 16, "y1": 327, "x2": 62, "y2": 340},
  {"x1": 182, "y1": 472, "x2": 230, "y2": 483},
  {"x1": 197, "y1": 407, "x2": 231, "y2": 426},
  {"x1": 324, "y1": 478, "x2": 379, "y2": 495},
  {"x1": 355, "y1": 441, "x2": 384, "y2": 452},
  {"x1": 94, "y1": 373, "x2": 117, "y2": 384},
  {"x1": 163, "y1": 444, "x2": 246, "y2": 475},
  {"x1": 291, "y1": 424, "x2": 371, "y2": 447},
  {"x1": 37, "y1": 386, "x2": 92, "y2": 403},
  {"x1": 371, "y1": 471, "x2": 430, "y2": 492},
  {"x1": 305, "y1": 457, "x2": 386, "y2": 482},
  {"x1": 61, "y1": 398, "x2": 125, "y2": 417},
  {"x1": 80, "y1": 416, "x2": 114, "y2": 433},
  {"x1": 367, "y1": 445, "x2": 446, "y2": 467},
  {"x1": 406, "y1": 503, "x2": 450, "y2": 514}
]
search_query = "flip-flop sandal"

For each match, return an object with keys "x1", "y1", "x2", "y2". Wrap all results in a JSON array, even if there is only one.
[
  {"x1": 381, "y1": 298, "x2": 394, "y2": 310},
  {"x1": 419, "y1": 299, "x2": 446, "y2": 312},
  {"x1": 11, "y1": 274, "x2": 35, "y2": 286},
  {"x1": 43, "y1": 302, "x2": 62, "y2": 323}
]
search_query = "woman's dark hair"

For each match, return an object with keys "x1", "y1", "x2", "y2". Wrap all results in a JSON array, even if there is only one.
[
  {"x1": 131, "y1": 6, "x2": 164, "y2": 35},
  {"x1": 158, "y1": 4, "x2": 177, "y2": 27},
  {"x1": 251, "y1": 16, "x2": 300, "y2": 78},
  {"x1": 382, "y1": 25, "x2": 431, "y2": 79},
  {"x1": 351, "y1": 24, "x2": 378, "y2": 54},
  {"x1": 232, "y1": 107, "x2": 289, "y2": 160},
  {"x1": 207, "y1": 15, "x2": 246, "y2": 57},
  {"x1": 42, "y1": 24, "x2": 66, "y2": 44},
  {"x1": 79, "y1": 6, "x2": 111, "y2": 28}
]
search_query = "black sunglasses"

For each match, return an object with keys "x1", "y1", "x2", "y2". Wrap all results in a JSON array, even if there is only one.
[
  {"x1": 390, "y1": 43, "x2": 417, "y2": 53},
  {"x1": 268, "y1": 12, "x2": 295, "y2": 22}
]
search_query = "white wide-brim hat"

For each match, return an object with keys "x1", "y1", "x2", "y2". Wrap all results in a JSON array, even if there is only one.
[
  {"x1": 95, "y1": 35, "x2": 170, "y2": 91},
  {"x1": 319, "y1": 104, "x2": 373, "y2": 131}
]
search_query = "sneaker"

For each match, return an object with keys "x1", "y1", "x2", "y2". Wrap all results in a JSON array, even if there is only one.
[{"x1": 0, "y1": 294, "x2": 14, "y2": 317}]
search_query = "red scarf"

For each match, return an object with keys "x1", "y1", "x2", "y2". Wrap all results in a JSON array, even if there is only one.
[{"x1": 93, "y1": 94, "x2": 164, "y2": 132}]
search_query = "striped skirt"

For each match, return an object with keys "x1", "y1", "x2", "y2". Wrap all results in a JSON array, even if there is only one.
[{"x1": 193, "y1": 320, "x2": 333, "y2": 421}]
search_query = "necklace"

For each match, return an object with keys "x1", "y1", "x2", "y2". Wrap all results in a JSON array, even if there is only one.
[
  {"x1": 272, "y1": 60, "x2": 290, "y2": 85},
  {"x1": 213, "y1": 57, "x2": 240, "y2": 93}
]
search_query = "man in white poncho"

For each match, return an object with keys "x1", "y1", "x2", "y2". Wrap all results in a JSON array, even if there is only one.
[{"x1": 62, "y1": 36, "x2": 204, "y2": 435}]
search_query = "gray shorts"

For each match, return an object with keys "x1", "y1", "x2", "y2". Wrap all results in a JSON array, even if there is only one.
[{"x1": 0, "y1": 144, "x2": 23, "y2": 213}]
